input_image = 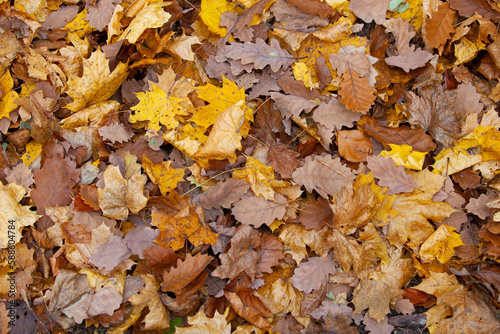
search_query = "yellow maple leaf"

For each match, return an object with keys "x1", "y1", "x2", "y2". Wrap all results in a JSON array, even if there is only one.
[
  {"x1": 130, "y1": 84, "x2": 187, "y2": 134},
  {"x1": 120, "y1": 3, "x2": 172, "y2": 44},
  {"x1": 419, "y1": 224, "x2": 465, "y2": 264},
  {"x1": 196, "y1": 100, "x2": 245, "y2": 163},
  {"x1": 65, "y1": 9, "x2": 94, "y2": 39},
  {"x1": 380, "y1": 144, "x2": 427, "y2": 170},
  {"x1": 200, "y1": 0, "x2": 240, "y2": 36},
  {"x1": 0, "y1": 69, "x2": 19, "y2": 120},
  {"x1": 152, "y1": 206, "x2": 218, "y2": 251},
  {"x1": 192, "y1": 76, "x2": 251, "y2": 131},
  {"x1": 375, "y1": 169, "x2": 455, "y2": 250},
  {"x1": 65, "y1": 48, "x2": 128, "y2": 112},
  {"x1": 233, "y1": 156, "x2": 276, "y2": 200},
  {"x1": 0, "y1": 182, "x2": 39, "y2": 248},
  {"x1": 142, "y1": 157, "x2": 185, "y2": 195},
  {"x1": 433, "y1": 126, "x2": 500, "y2": 175}
]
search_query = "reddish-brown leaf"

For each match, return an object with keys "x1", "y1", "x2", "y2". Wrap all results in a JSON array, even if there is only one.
[
  {"x1": 300, "y1": 197, "x2": 333, "y2": 231},
  {"x1": 268, "y1": 140, "x2": 302, "y2": 178},
  {"x1": 358, "y1": 116, "x2": 437, "y2": 152},
  {"x1": 337, "y1": 130, "x2": 373, "y2": 163},
  {"x1": 225, "y1": 289, "x2": 271, "y2": 329}
]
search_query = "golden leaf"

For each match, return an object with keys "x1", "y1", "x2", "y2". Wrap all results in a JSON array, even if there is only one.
[
  {"x1": 142, "y1": 157, "x2": 185, "y2": 196},
  {"x1": 130, "y1": 84, "x2": 187, "y2": 134},
  {"x1": 120, "y1": 3, "x2": 172, "y2": 44},
  {"x1": 152, "y1": 206, "x2": 217, "y2": 251},
  {"x1": 65, "y1": 49, "x2": 128, "y2": 112},
  {"x1": 419, "y1": 224, "x2": 465, "y2": 264},
  {"x1": 0, "y1": 182, "x2": 39, "y2": 248},
  {"x1": 233, "y1": 156, "x2": 276, "y2": 200},
  {"x1": 128, "y1": 274, "x2": 170, "y2": 330},
  {"x1": 192, "y1": 76, "x2": 249, "y2": 130},
  {"x1": 196, "y1": 100, "x2": 245, "y2": 164}
]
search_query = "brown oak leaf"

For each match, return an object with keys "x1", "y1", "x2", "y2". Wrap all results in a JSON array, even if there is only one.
[
  {"x1": 367, "y1": 155, "x2": 418, "y2": 195},
  {"x1": 349, "y1": 0, "x2": 391, "y2": 24},
  {"x1": 256, "y1": 233, "x2": 284, "y2": 276},
  {"x1": 232, "y1": 194, "x2": 287, "y2": 228},
  {"x1": 199, "y1": 179, "x2": 250, "y2": 209},
  {"x1": 223, "y1": 38, "x2": 294, "y2": 72},
  {"x1": 292, "y1": 155, "x2": 356, "y2": 198},
  {"x1": 161, "y1": 253, "x2": 213, "y2": 294},
  {"x1": 268, "y1": 140, "x2": 302, "y2": 178},
  {"x1": 300, "y1": 197, "x2": 333, "y2": 231},
  {"x1": 338, "y1": 69, "x2": 376, "y2": 113}
]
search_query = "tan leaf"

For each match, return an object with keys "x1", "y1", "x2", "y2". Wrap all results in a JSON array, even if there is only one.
[
  {"x1": 232, "y1": 194, "x2": 287, "y2": 228},
  {"x1": 349, "y1": 0, "x2": 391, "y2": 24},
  {"x1": 97, "y1": 165, "x2": 148, "y2": 220},
  {"x1": 292, "y1": 155, "x2": 355, "y2": 199},
  {"x1": 352, "y1": 279, "x2": 403, "y2": 322},
  {"x1": 196, "y1": 100, "x2": 245, "y2": 164}
]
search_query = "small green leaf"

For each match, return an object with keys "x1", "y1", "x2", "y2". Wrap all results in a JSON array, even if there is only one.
[
  {"x1": 389, "y1": 0, "x2": 404, "y2": 11},
  {"x1": 162, "y1": 317, "x2": 183, "y2": 334},
  {"x1": 397, "y1": 2, "x2": 410, "y2": 13}
]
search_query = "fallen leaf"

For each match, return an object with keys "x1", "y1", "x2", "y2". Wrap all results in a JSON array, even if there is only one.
[
  {"x1": 153, "y1": 206, "x2": 218, "y2": 251},
  {"x1": 292, "y1": 155, "x2": 356, "y2": 199},
  {"x1": 97, "y1": 165, "x2": 148, "y2": 220},
  {"x1": 212, "y1": 225, "x2": 261, "y2": 280},
  {"x1": 232, "y1": 194, "x2": 287, "y2": 228},
  {"x1": 65, "y1": 48, "x2": 128, "y2": 112},
  {"x1": 292, "y1": 255, "x2": 337, "y2": 293},
  {"x1": 161, "y1": 253, "x2": 213, "y2": 294},
  {"x1": 419, "y1": 224, "x2": 465, "y2": 263},
  {"x1": 338, "y1": 69, "x2": 376, "y2": 113},
  {"x1": 196, "y1": 100, "x2": 245, "y2": 164},
  {"x1": 367, "y1": 155, "x2": 418, "y2": 195}
]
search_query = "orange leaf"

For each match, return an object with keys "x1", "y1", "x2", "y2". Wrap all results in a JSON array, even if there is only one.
[
  {"x1": 161, "y1": 253, "x2": 213, "y2": 294},
  {"x1": 338, "y1": 69, "x2": 376, "y2": 113},
  {"x1": 423, "y1": 2, "x2": 456, "y2": 50}
]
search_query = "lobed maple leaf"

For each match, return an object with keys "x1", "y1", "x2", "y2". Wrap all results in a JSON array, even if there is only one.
[
  {"x1": 212, "y1": 225, "x2": 261, "y2": 280},
  {"x1": 65, "y1": 48, "x2": 128, "y2": 112},
  {"x1": 129, "y1": 84, "x2": 188, "y2": 134},
  {"x1": 153, "y1": 206, "x2": 218, "y2": 251}
]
